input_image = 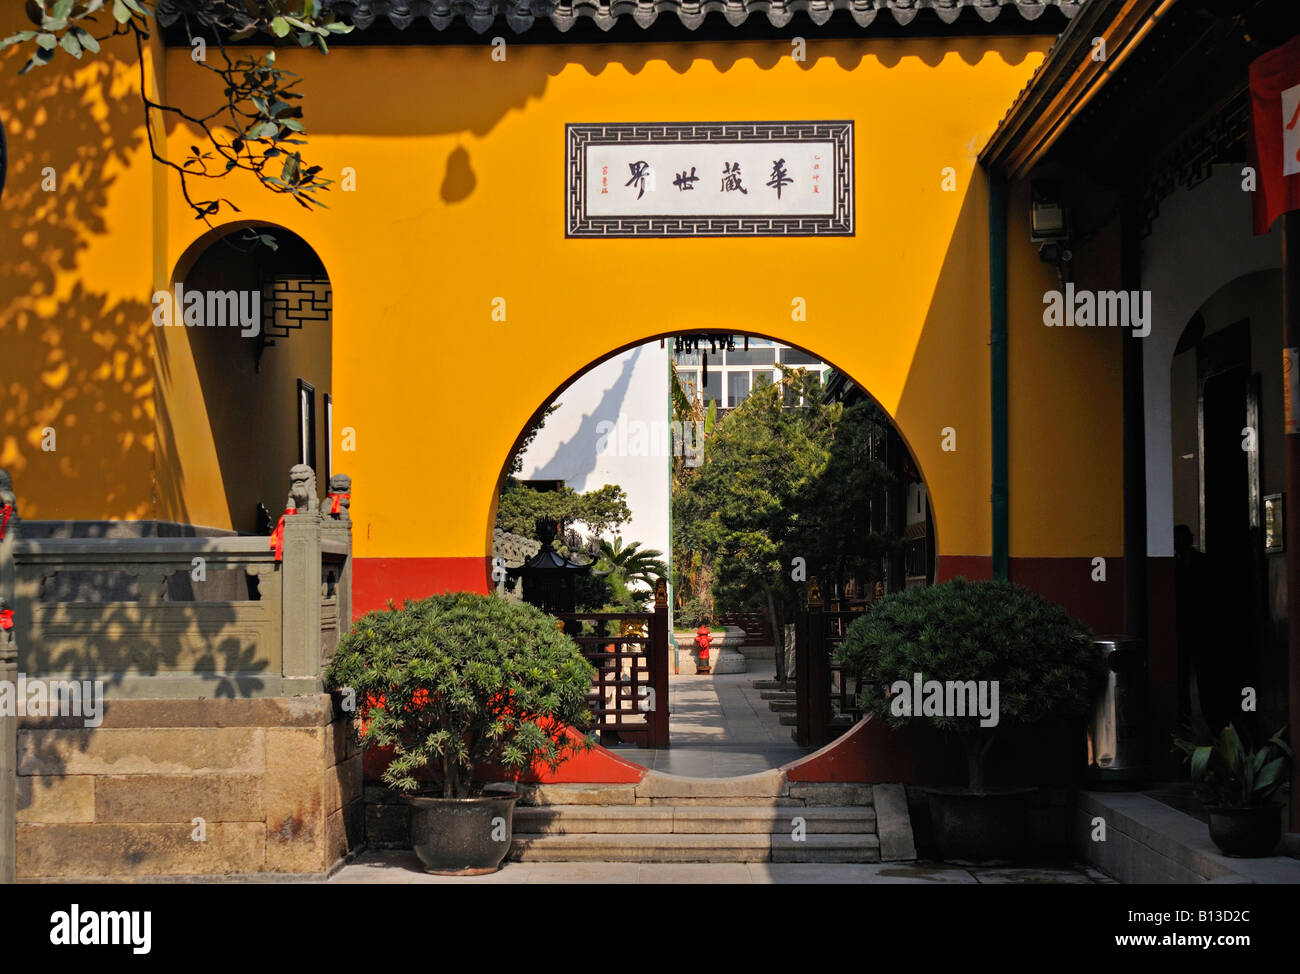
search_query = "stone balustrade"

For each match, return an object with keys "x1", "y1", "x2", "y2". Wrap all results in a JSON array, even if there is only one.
[{"x1": 0, "y1": 466, "x2": 362, "y2": 881}]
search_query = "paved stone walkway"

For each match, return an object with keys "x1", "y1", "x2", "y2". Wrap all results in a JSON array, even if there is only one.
[
  {"x1": 601, "y1": 670, "x2": 809, "y2": 776},
  {"x1": 330, "y1": 850, "x2": 1113, "y2": 884}
]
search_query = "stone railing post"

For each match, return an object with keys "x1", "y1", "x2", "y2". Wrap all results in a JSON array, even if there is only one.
[
  {"x1": 279, "y1": 464, "x2": 323, "y2": 694},
  {"x1": 0, "y1": 468, "x2": 19, "y2": 884},
  {"x1": 322, "y1": 473, "x2": 353, "y2": 639}
]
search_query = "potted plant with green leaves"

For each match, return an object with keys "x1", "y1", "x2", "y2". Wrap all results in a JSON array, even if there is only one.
[
  {"x1": 325, "y1": 592, "x2": 596, "y2": 875},
  {"x1": 1173, "y1": 722, "x2": 1291, "y2": 857},
  {"x1": 835, "y1": 577, "x2": 1099, "y2": 862}
]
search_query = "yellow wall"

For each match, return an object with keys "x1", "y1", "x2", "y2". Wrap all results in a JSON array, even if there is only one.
[
  {"x1": 1005, "y1": 179, "x2": 1125, "y2": 559},
  {"x1": 154, "y1": 37, "x2": 1049, "y2": 562},
  {"x1": 0, "y1": 27, "x2": 159, "y2": 520},
  {"x1": 2, "y1": 29, "x2": 1123, "y2": 563}
]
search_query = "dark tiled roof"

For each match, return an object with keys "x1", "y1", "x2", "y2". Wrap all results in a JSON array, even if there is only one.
[{"x1": 323, "y1": 0, "x2": 1081, "y2": 34}]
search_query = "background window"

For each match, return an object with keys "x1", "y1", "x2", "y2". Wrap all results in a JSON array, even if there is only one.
[
  {"x1": 726, "y1": 347, "x2": 776, "y2": 366},
  {"x1": 323, "y1": 393, "x2": 333, "y2": 484},
  {"x1": 701, "y1": 368, "x2": 721, "y2": 407},
  {"x1": 727, "y1": 371, "x2": 750, "y2": 407},
  {"x1": 781, "y1": 347, "x2": 821, "y2": 366},
  {"x1": 297, "y1": 379, "x2": 316, "y2": 472}
]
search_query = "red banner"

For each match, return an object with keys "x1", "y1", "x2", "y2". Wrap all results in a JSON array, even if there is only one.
[{"x1": 1251, "y1": 33, "x2": 1300, "y2": 235}]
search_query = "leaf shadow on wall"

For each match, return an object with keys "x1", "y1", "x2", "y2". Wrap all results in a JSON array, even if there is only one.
[
  {"x1": 441, "y1": 145, "x2": 478, "y2": 204},
  {"x1": 0, "y1": 45, "x2": 154, "y2": 520}
]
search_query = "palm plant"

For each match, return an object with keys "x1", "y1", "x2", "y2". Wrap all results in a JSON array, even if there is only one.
[{"x1": 593, "y1": 536, "x2": 669, "y2": 593}]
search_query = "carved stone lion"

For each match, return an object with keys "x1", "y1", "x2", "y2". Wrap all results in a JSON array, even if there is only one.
[
  {"x1": 287, "y1": 463, "x2": 319, "y2": 514},
  {"x1": 326, "y1": 473, "x2": 351, "y2": 520}
]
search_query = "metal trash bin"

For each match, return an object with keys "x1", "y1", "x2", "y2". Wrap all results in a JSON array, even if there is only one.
[{"x1": 1087, "y1": 636, "x2": 1148, "y2": 784}]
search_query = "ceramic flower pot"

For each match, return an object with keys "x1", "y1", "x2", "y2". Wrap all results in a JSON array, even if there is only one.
[
  {"x1": 926, "y1": 786, "x2": 1034, "y2": 863},
  {"x1": 405, "y1": 793, "x2": 519, "y2": 875},
  {"x1": 1206, "y1": 804, "x2": 1283, "y2": 858}
]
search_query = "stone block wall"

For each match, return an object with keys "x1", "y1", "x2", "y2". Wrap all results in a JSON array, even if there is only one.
[{"x1": 15, "y1": 694, "x2": 362, "y2": 880}]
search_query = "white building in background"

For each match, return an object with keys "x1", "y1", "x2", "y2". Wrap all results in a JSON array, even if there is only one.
[
  {"x1": 516, "y1": 336, "x2": 832, "y2": 589},
  {"x1": 515, "y1": 342, "x2": 673, "y2": 565},
  {"x1": 672, "y1": 337, "x2": 831, "y2": 410}
]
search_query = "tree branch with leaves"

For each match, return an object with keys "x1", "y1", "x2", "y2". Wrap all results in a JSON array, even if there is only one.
[{"x1": 2, "y1": 1, "x2": 352, "y2": 245}]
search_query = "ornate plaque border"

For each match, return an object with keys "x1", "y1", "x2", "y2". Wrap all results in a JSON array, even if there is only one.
[{"x1": 565, "y1": 121, "x2": 855, "y2": 238}]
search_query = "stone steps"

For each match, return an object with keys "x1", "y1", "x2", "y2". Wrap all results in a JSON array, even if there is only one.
[
  {"x1": 758, "y1": 689, "x2": 796, "y2": 701},
  {"x1": 509, "y1": 831, "x2": 880, "y2": 863},
  {"x1": 507, "y1": 777, "x2": 883, "y2": 863},
  {"x1": 517, "y1": 775, "x2": 874, "y2": 807},
  {"x1": 752, "y1": 679, "x2": 793, "y2": 691},
  {"x1": 515, "y1": 804, "x2": 876, "y2": 835}
]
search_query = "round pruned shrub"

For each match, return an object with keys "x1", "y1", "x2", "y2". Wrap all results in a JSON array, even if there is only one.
[
  {"x1": 325, "y1": 592, "x2": 597, "y2": 797},
  {"x1": 834, "y1": 578, "x2": 1099, "y2": 790}
]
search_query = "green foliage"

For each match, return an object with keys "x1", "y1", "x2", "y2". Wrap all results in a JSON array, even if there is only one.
[
  {"x1": 672, "y1": 596, "x2": 711, "y2": 629},
  {"x1": 507, "y1": 403, "x2": 559, "y2": 476},
  {"x1": 572, "y1": 562, "x2": 639, "y2": 617},
  {"x1": 835, "y1": 578, "x2": 1098, "y2": 734},
  {"x1": 672, "y1": 367, "x2": 896, "y2": 633},
  {"x1": 2, "y1": 1, "x2": 350, "y2": 225},
  {"x1": 324, "y1": 593, "x2": 596, "y2": 798},
  {"x1": 593, "y1": 536, "x2": 668, "y2": 594},
  {"x1": 495, "y1": 479, "x2": 630, "y2": 545},
  {"x1": 1174, "y1": 721, "x2": 1292, "y2": 809},
  {"x1": 793, "y1": 397, "x2": 899, "y2": 589},
  {"x1": 674, "y1": 369, "x2": 828, "y2": 610}
]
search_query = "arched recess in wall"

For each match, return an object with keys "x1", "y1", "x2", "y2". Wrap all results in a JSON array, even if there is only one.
[
  {"x1": 1167, "y1": 267, "x2": 1286, "y2": 738},
  {"x1": 487, "y1": 330, "x2": 938, "y2": 606},
  {"x1": 156, "y1": 222, "x2": 333, "y2": 534}
]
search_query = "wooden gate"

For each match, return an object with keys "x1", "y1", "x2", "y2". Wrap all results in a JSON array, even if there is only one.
[
  {"x1": 556, "y1": 579, "x2": 670, "y2": 748},
  {"x1": 794, "y1": 583, "x2": 866, "y2": 749}
]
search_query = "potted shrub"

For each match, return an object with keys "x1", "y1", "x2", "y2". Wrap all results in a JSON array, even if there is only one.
[
  {"x1": 836, "y1": 578, "x2": 1099, "y2": 862},
  {"x1": 325, "y1": 592, "x2": 596, "y2": 875},
  {"x1": 1173, "y1": 722, "x2": 1291, "y2": 857}
]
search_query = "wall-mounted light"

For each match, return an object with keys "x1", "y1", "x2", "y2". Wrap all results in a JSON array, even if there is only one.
[{"x1": 1030, "y1": 180, "x2": 1072, "y2": 284}]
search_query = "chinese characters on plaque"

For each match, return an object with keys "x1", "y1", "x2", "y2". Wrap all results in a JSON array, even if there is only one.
[{"x1": 566, "y1": 122, "x2": 854, "y2": 237}]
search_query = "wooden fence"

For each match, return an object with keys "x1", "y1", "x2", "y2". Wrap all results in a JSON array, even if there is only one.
[
  {"x1": 556, "y1": 579, "x2": 670, "y2": 749},
  {"x1": 794, "y1": 584, "x2": 867, "y2": 749}
]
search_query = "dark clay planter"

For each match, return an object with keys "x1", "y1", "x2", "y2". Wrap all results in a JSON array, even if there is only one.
[
  {"x1": 1206, "y1": 804, "x2": 1283, "y2": 858},
  {"x1": 406, "y1": 793, "x2": 520, "y2": 875},
  {"x1": 926, "y1": 787, "x2": 1034, "y2": 864}
]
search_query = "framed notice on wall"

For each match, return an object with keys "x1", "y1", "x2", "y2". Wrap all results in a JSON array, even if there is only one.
[
  {"x1": 565, "y1": 121, "x2": 854, "y2": 238},
  {"x1": 1264, "y1": 493, "x2": 1285, "y2": 552}
]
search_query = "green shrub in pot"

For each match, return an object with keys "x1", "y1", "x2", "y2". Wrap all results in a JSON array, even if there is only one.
[
  {"x1": 1173, "y1": 721, "x2": 1291, "y2": 857},
  {"x1": 325, "y1": 592, "x2": 596, "y2": 873},
  {"x1": 835, "y1": 578, "x2": 1099, "y2": 860}
]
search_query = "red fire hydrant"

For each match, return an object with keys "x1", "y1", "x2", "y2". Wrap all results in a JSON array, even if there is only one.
[{"x1": 694, "y1": 624, "x2": 712, "y2": 674}]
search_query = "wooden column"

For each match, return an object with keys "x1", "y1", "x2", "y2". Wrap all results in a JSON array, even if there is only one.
[
  {"x1": 1283, "y1": 212, "x2": 1300, "y2": 827},
  {"x1": 794, "y1": 602, "x2": 810, "y2": 748},
  {"x1": 650, "y1": 580, "x2": 670, "y2": 748},
  {"x1": 805, "y1": 579, "x2": 829, "y2": 749}
]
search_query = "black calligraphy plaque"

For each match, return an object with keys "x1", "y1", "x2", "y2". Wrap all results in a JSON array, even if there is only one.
[{"x1": 566, "y1": 121, "x2": 854, "y2": 238}]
